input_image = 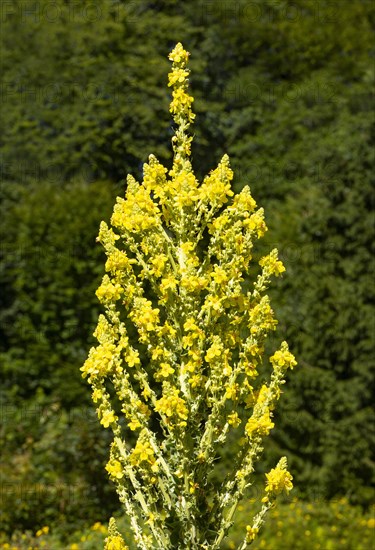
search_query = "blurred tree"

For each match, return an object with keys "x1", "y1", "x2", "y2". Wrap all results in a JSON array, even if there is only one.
[
  {"x1": 0, "y1": 179, "x2": 120, "y2": 533},
  {"x1": 0, "y1": 179, "x2": 117, "y2": 402},
  {"x1": 270, "y1": 81, "x2": 375, "y2": 503},
  {"x1": 1, "y1": 0, "x2": 181, "y2": 183}
]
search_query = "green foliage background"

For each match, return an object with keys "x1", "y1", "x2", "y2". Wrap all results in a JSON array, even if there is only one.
[{"x1": 1, "y1": 0, "x2": 374, "y2": 544}]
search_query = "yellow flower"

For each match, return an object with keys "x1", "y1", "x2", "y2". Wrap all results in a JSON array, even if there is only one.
[
  {"x1": 259, "y1": 249, "x2": 285, "y2": 276},
  {"x1": 125, "y1": 348, "x2": 141, "y2": 367},
  {"x1": 81, "y1": 342, "x2": 117, "y2": 379},
  {"x1": 105, "y1": 249, "x2": 134, "y2": 273},
  {"x1": 228, "y1": 412, "x2": 241, "y2": 427},
  {"x1": 245, "y1": 525, "x2": 259, "y2": 542},
  {"x1": 92, "y1": 388, "x2": 103, "y2": 403},
  {"x1": 189, "y1": 374, "x2": 203, "y2": 388},
  {"x1": 151, "y1": 347, "x2": 164, "y2": 360},
  {"x1": 170, "y1": 89, "x2": 195, "y2": 121},
  {"x1": 199, "y1": 155, "x2": 234, "y2": 205},
  {"x1": 245, "y1": 408, "x2": 274, "y2": 437},
  {"x1": 160, "y1": 275, "x2": 178, "y2": 293},
  {"x1": 168, "y1": 42, "x2": 189, "y2": 64},
  {"x1": 205, "y1": 339, "x2": 223, "y2": 362},
  {"x1": 128, "y1": 418, "x2": 141, "y2": 431},
  {"x1": 212, "y1": 265, "x2": 228, "y2": 285},
  {"x1": 130, "y1": 439, "x2": 156, "y2": 467},
  {"x1": 270, "y1": 342, "x2": 297, "y2": 370},
  {"x1": 106, "y1": 459, "x2": 124, "y2": 479},
  {"x1": 225, "y1": 384, "x2": 239, "y2": 401},
  {"x1": 158, "y1": 362, "x2": 175, "y2": 378},
  {"x1": 265, "y1": 457, "x2": 293, "y2": 495},
  {"x1": 244, "y1": 209, "x2": 267, "y2": 237},
  {"x1": 100, "y1": 410, "x2": 117, "y2": 428},
  {"x1": 96, "y1": 275, "x2": 123, "y2": 303},
  {"x1": 130, "y1": 298, "x2": 160, "y2": 333},
  {"x1": 155, "y1": 386, "x2": 188, "y2": 428},
  {"x1": 105, "y1": 535, "x2": 129, "y2": 550},
  {"x1": 204, "y1": 294, "x2": 222, "y2": 312},
  {"x1": 180, "y1": 274, "x2": 208, "y2": 292},
  {"x1": 36, "y1": 526, "x2": 49, "y2": 537},
  {"x1": 168, "y1": 67, "x2": 189, "y2": 87},
  {"x1": 183, "y1": 317, "x2": 199, "y2": 332},
  {"x1": 150, "y1": 254, "x2": 167, "y2": 277}
]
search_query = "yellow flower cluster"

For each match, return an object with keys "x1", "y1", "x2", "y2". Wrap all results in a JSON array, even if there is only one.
[
  {"x1": 105, "y1": 518, "x2": 129, "y2": 550},
  {"x1": 129, "y1": 439, "x2": 158, "y2": 470},
  {"x1": 245, "y1": 408, "x2": 275, "y2": 438},
  {"x1": 270, "y1": 341, "x2": 298, "y2": 371},
  {"x1": 82, "y1": 42, "x2": 297, "y2": 550},
  {"x1": 96, "y1": 275, "x2": 123, "y2": 304},
  {"x1": 259, "y1": 249, "x2": 286, "y2": 277},
  {"x1": 155, "y1": 385, "x2": 188, "y2": 430},
  {"x1": 245, "y1": 525, "x2": 259, "y2": 543},
  {"x1": 168, "y1": 42, "x2": 195, "y2": 127},
  {"x1": 105, "y1": 536, "x2": 128, "y2": 550},
  {"x1": 106, "y1": 458, "x2": 124, "y2": 480},
  {"x1": 265, "y1": 457, "x2": 294, "y2": 496}
]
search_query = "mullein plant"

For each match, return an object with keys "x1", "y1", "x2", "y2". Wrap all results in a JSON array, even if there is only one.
[{"x1": 81, "y1": 43, "x2": 297, "y2": 550}]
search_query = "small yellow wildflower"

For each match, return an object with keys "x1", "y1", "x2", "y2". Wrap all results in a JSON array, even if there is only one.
[
  {"x1": 205, "y1": 338, "x2": 223, "y2": 362},
  {"x1": 150, "y1": 254, "x2": 167, "y2": 277},
  {"x1": 92, "y1": 388, "x2": 103, "y2": 403},
  {"x1": 100, "y1": 410, "x2": 117, "y2": 428},
  {"x1": 184, "y1": 317, "x2": 199, "y2": 332},
  {"x1": 127, "y1": 417, "x2": 141, "y2": 431},
  {"x1": 35, "y1": 526, "x2": 49, "y2": 537},
  {"x1": 212, "y1": 265, "x2": 228, "y2": 285},
  {"x1": 106, "y1": 459, "x2": 124, "y2": 479},
  {"x1": 125, "y1": 348, "x2": 140, "y2": 367},
  {"x1": 225, "y1": 383, "x2": 239, "y2": 401},
  {"x1": 158, "y1": 362, "x2": 175, "y2": 378}
]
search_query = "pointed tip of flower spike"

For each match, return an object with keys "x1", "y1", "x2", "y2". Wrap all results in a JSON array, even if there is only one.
[
  {"x1": 168, "y1": 42, "x2": 195, "y2": 171},
  {"x1": 168, "y1": 42, "x2": 190, "y2": 64},
  {"x1": 265, "y1": 456, "x2": 293, "y2": 496},
  {"x1": 105, "y1": 518, "x2": 129, "y2": 550},
  {"x1": 126, "y1": 173, "x2": 138, "y2": 185}
]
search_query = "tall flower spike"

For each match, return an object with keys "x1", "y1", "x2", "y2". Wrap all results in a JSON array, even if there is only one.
[
  {"x1": 168, "y1": 42, "x2": 195, "y2": 177},
  {"x1": 83, "y1": 42, "x2": 297, "y2": 550}
]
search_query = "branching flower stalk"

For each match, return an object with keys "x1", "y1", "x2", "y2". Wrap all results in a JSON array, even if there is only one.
[{"x1": 82, "y1": 43, "x2": 297, "y2": 550}]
